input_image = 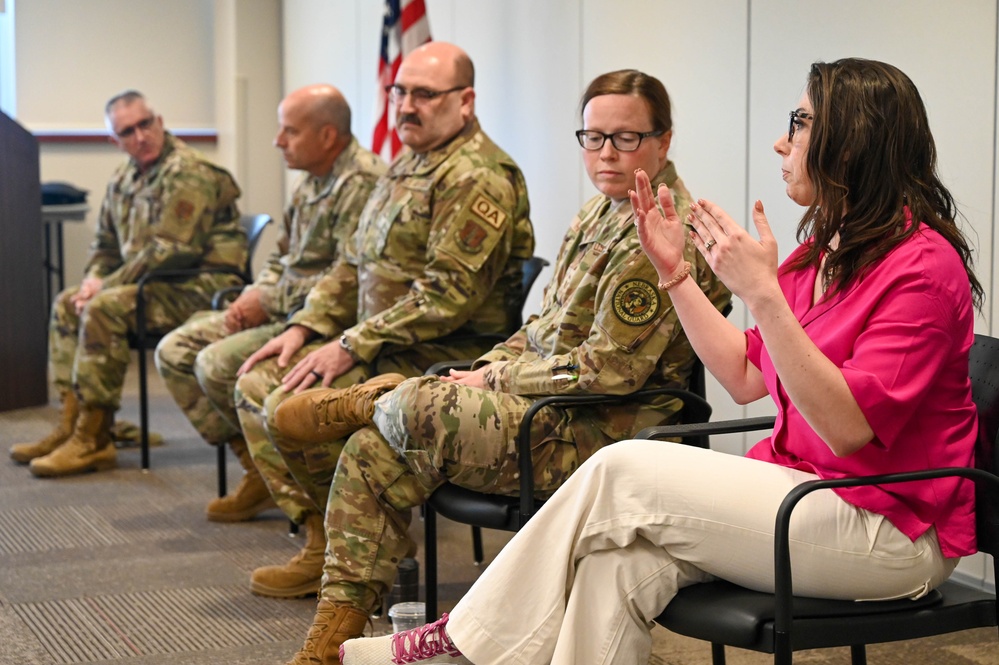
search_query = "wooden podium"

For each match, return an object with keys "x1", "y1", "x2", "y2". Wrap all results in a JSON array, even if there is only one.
[{"x1": 0, "y1": 112, "x2": 48, "y2": 411}]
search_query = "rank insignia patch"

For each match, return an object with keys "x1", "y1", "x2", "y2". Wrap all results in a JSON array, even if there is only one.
[
  {"x1": 470, "y1": 194, "x2": 506, "y2": 229},
  {"x1": 456, "y1": 219, "x2": 488, "y2": 253},
  {"x1": 612, "y1": 279, "x2": 660, "y2": 326}
]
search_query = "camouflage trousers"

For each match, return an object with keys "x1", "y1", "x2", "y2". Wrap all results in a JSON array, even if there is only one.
[
  {"x1": 49, "y1": 278, "x2": 235, "y2": 408},
  {"x1": 154, "y1": 310, "x2": 285, "y2": 445},
  {"x1": 320, "y1": 375, "x2": 616, "y2": 611},
  {"x1": 234, "y1": 338, "x2": 492, "y2": 525}
]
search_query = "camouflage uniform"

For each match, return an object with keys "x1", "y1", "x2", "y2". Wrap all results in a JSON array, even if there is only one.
[
  {"x1": 235, "y1": 117, "x2": 536, "y2": 524},
  {"x1": 48, "y1": 133, "x2": 246, "y2": 409},
  {"x1": 154, "y1": 138, "x2": 385, "y2": 445},
  {"x1": 318, "y1": 162, "x2": 732, "y2": 611}
]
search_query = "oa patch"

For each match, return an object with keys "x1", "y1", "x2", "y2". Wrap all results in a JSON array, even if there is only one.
[
  {"x1": 612, "y1": 279, "x2": 660, "y2": 326},
  {"x1": 470, "y1": 194, "x2": 506, "y2": 229}
]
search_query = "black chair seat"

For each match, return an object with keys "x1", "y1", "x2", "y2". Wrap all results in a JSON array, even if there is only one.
[
  {"x1": 661, "y1": 579, "x2": 995, "y2": 652},
  {"x1": 428, "y1": 483, "x2": 546, "y2": 532}
]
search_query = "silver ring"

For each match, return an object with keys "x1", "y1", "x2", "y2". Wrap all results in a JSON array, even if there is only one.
[
  {"x1": 310, "y1": 370, "x2": 323, "y2": 379},
  {"x1": 704, "y1": 239, "x2": 717, "y2": 251}
]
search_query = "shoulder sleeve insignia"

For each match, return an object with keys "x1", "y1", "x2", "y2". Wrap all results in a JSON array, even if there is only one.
[
  {"x1": 174, "y1": 200, "x2": 195, "y2": 221},
  {"x1": 456, "y1": 219, "x2": 488, "y2": 253},
  {"x1": 612, "y1": 279, "x2": 661, "y2": 326},
  {"x1": 470, "y1": 193, "x2": 506, "y2": 229}
]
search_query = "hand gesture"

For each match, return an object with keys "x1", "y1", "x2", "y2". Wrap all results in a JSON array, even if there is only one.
[
  {"x1": 630, "y1": 169, "x2": 688, "y2": 283},
  {"x1": 686, "y1": 198, "x2": 781, "y2": 307}
]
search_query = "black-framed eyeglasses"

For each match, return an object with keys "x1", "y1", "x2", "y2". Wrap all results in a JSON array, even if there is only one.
[
  {"x1": 788, "y1": 110, "x2": 813, "y2": 142},
  {"x1": 115, "y1": 115, "x2": 156, "y2": 140},
  {"x1": 575, "y1": 129, "x2": 664, "y2": 152},
  {"x1": 385, "y1": 84, "x2": 467, "y2": 104},
  {"x1": 115, "y1": 115, "x2": 156, "y2": 139}
]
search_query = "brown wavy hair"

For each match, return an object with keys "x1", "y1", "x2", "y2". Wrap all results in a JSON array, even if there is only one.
[{"x1": 788, "y1": 58, "x2": 983, "y2": 310}]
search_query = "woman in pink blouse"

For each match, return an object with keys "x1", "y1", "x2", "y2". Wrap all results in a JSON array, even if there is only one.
[{"x1": 341, "y1": 58, "x2": 983, "y2": 665}]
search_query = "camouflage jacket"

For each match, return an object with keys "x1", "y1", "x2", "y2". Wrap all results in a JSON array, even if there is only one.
[
  {"x1": 85, "y1": 133, "x2": 246, "y2": 287},
  {"x1": 474, "y1": 162, "x2": 731, "y2": 450},
  {"x1": 290, "y1": 117, "x2": 535, "y2": 363},
  {"x1": 249, "y1": 138, "x2": 385, "y2": 318}
]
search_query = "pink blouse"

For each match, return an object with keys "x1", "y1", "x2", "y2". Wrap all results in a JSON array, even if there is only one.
[{"x1": 745, "y1": 221, "x2": 977, "y2": 558}]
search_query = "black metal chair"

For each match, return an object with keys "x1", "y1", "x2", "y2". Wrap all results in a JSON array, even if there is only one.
[
  {"x1": 132, "y1": 213, "x2": 272, "y2": 469},
  {"x1": 637, "y1": 333, "x2": 999, "y2": 665}
]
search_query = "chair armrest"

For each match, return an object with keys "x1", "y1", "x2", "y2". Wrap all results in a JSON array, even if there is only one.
[
  {"x1": 425, "y1": 359, "x2": 475, "y2": 376},
  {"x1": 135, "y1": 266, "x2": 248, "y2": 343},
  {"x1": 636, "y1": 415, "x2": 777, "y2": 442},
  {"x1": 211, "y1": 285, "x2": 246, "y2": 311},
  {"x1": 770, "y1": 467, "x2": 999, "y2": 648},
  {"x1": 514, "y1": 387, "x2": 713, "y2": 522}
]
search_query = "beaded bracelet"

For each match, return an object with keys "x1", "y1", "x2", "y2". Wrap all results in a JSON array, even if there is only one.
[{"x1": 658, "y1": 261, "x2": 691, "y2": 291}]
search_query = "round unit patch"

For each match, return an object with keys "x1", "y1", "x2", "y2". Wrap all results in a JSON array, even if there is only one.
[{"x1": 612, "y1": 279, "x2": 661, "y2": 326}]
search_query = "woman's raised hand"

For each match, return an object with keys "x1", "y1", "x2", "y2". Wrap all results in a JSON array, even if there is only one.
[
  {"x1": 688, "y1": 198, "x2": 780, "y2": 307},
  {"x1": 630, "y1": 169, "x2": 687, "y2": 283}
]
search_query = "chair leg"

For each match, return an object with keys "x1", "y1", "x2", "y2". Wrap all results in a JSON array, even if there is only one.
[
  {"x1": 216, "y1": 444, "x2": 227, "y2": 497},
  {"x1": 710, "y1": 643, "x2": 726, "y2": 665},
  {"x1": 289, "y1": 520, "x2": 299, "y2": 535},
  {"x1": 425, "y1": 504, "x2": 438, "y2": 621},
  {"x1": 138, "y1": 347, "x2": 151, "y2": 470},
  {"x1": 471, "y1": 526, "x2": 484, "y2": 565},
  {"x1": 850, "y1": 644, "x2": 867, "y2": 665}
]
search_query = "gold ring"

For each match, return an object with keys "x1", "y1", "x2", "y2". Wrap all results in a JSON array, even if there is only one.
[{"x1": 704, "y1": 239, "x2": 717, "y2": 250}]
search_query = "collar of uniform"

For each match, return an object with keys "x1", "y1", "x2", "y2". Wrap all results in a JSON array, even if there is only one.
[
  {"x1": 128, "y1": 131, "x2": 177, "y2": 182},
  {"x1": 598, "y1": 161, "x2": 678, "y2": 217},
  {"x1": 652, "y1": 160, "x2": 679, "y2": 190},
  {"x1": 390, "y1": 117, "x2": 481, "y2": 177},
  {"x1": 303, "y1": 138, "x2": 358, "y2": 203}
]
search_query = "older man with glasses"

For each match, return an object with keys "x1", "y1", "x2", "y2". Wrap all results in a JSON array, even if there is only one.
[
  {"x1": 11, "y1": 90, "x2": 247, "y2": 477},
  {"x1": 228, "y1": 41, "x2": 534, "y2": 630}
]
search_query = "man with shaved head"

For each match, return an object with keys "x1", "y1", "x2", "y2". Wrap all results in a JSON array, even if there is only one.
[
  {"x1": 231, "y1": 43, "x2": 534, "y2": 659},
  {"x1": 154, "y1": 84, "x2": 385, "y2": 524}
]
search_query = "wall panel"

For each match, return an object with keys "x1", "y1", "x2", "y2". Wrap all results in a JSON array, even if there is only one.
[{"x1": 15, "y1": 0, "x2": 215, "y2": 129}]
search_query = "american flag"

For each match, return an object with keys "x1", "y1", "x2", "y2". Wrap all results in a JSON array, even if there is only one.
[{"x1": 372, "y1": 0, "x2": 432, "y2": 161}]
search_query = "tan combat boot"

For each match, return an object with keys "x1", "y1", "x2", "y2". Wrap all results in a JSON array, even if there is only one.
[
  {"x1": 10, "y1": 391, "x2": 80, "y2": 464},
  {"x1": 29, "y1": 405, "x2": 116, "y2": 477},
  {"x1": 251, "y1": 512, "x2": 325, "y2": 598},
  {"x1": 205, "y1": 436, "x2": 276, "y2": 522},
  {"x1": 273, "y1": 373, "x2": 406, "y2": 443},
  {"x1": 286, "y1": 599, "x2": 369, "y2": 665}
]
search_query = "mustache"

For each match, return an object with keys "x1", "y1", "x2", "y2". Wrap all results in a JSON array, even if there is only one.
[{"x1": 397, "y1": 113, "x2": 422, "y2": 126}]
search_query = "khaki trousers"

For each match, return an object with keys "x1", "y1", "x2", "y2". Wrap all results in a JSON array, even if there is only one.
[{"x1": 448, "y1": 440, "x2": 956, "y2": 665}]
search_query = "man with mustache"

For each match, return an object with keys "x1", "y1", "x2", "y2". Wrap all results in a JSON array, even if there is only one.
[
  {"x1": 231, "y1": 41, "x2": 535, "y2": 622},
  {"x1": 154, "y1": 84, "x2": 385, "y2": 522},
  {"x1": 10, "y1": 90, "x2": 247, "y2": 478}
]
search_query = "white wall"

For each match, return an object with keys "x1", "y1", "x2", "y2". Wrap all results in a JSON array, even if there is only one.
[{"x1": 15, "y1": 0, "x2": 216, "y2": 129}]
